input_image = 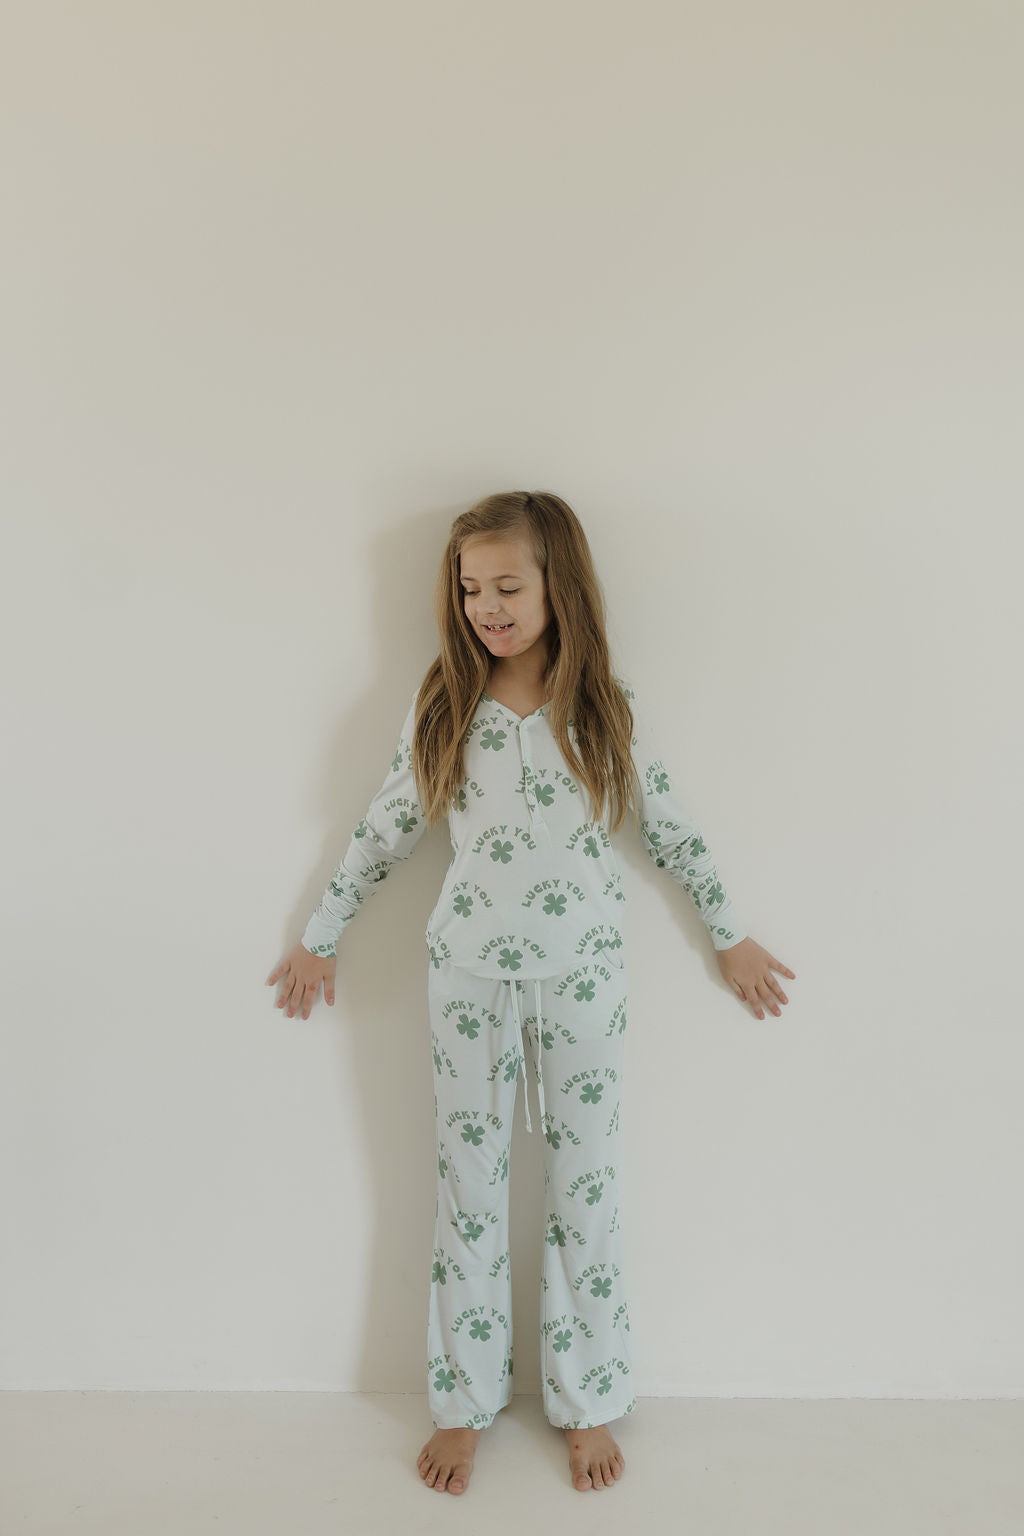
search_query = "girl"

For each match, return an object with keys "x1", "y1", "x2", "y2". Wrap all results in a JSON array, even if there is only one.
[{"x1": 266, "y1": 490, "x2": 794, "y2": 1496}]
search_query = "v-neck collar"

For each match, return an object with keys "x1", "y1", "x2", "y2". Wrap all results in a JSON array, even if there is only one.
[{"x1": 481, "y1": 690, "x2": 548, "y2": 724}]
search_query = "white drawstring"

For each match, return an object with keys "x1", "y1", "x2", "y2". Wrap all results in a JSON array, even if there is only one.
[{"x1": 506, "y1": 977, "x2": 546, "y2": 1133}]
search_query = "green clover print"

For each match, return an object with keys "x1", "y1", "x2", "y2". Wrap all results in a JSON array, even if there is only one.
[
  {"x1": 480, "y1": 728, "x2": 507, "y2": 751},
  {"x1": 553, "y1": 1329, "x2": 573, "y2": 1353},
  {"x1": 463, "y1": 1219, "x2": 484, "y2": 1242},
  {"x1": 453, "y1": 893, "x2": 474, "y2": 917},
  {"x1": 653, "y1": 771, "x2": 670, "y2": 793},
  {"x1": 705, "y1": 881, "x2": 724, "y2": 907},
  {"x1": 503, "y1": 1059, "x2": 519, "y2": 1083},
  {"x1": 585, "y1": 1182, "x2": 604, "y2": 1204},
  {"x1": 545, "y1": 1126, "x2": 562, "y2": 1149},
  {"x1": 490, "y1": 839, "x2": 514, "y2": 863},
  {"x1": 432, "y1": 1260, "x2": 447, "y2": 1285},
  {"x1": 353, "y1": 818, "x2": 369, "y2": 839},
  {"x1": 535, "y1": 782, "x2": 556, "y2": 807},
  {"x1": 580, "y1": 1082, "x2": 604, "y2": 1105},
  {"x1": 456, "y1": 1012, "x2": 480, "y2": 1038},
  {"x1": 547, "y1": 1222, "x2": 567, "y2": 1248},
  {"x1": 455, "y1": 787, "x2": 468, "y2": 812},
  {"x1": 590, "y1": 1276, "x2": 613, "y2": 1298},
  {"x1": 461, "y1": 1123, "x2": 485, "y2": 1145},
  {"x1": 540, "y1": 1028, "x2": 554, "y2": 1051},
  {"x1": 574, "y1": 979, "x2": 596, "y2": 1003},
  {"x1": 438, "y1": 1154, "x2": 447, "y2": 1179},
  {"x1": 597, "y1": 1374, "x2": 613, "y2": 1395},
  {"x1": 583, "y1": 835, "x2": 600, "y2": 858},
  {"x1": 498, "y1": 947, "x2": 523, "y2": 971},
  {"x1": 689, "y1": 834, "x2": 706, "y2": 855},
  {"x1": 433, "y1": 1368, "x2": 456, "y2": 1393},
  {"x1": 469, "y1": 1319, "x2": 492, "y2": 1342},
  {"x1": 395, "y1": 810, "x2": 418, "y2": 833},
  {"x1": 543, "y1": 893, "x2": 567, "y2": 917}
]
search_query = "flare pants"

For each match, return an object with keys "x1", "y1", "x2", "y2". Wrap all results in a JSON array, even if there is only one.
[{"x1": 425, "y1": 949, "x2": 637, "y2": 1431}]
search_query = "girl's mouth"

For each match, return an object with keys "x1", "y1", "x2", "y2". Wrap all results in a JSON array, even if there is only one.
[{"x1": 483, "y1": 623, "x2": 513, "y2": 633}]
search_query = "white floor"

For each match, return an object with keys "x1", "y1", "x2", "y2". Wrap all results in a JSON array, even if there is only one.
[{"x1": 2, "y1": 1392, "x2": 1021, "y2": 1535}]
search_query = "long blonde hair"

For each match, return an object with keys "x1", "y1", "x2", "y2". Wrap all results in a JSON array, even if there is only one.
[{"x1": 410, "y1": 490, "x2": 643, "y2": 834}]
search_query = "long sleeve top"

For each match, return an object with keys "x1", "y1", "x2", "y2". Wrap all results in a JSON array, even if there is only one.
[{"x1": 300, "y1": 676, "x2": 746, "y2": 979}]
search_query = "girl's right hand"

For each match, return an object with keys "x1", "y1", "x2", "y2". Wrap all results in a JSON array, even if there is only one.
[{"x1": 266, "y1": 942, "x2": 336, "y2": 1020}]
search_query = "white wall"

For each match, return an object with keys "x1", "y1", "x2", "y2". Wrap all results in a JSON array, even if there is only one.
[{"x1": 2, "y1": 1, "x2": 1021, "y2": 1396}]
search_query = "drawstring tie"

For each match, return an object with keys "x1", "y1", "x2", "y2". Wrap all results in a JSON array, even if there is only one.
[{"x1": 506, "y1": 977, "x2": 546, "y2": 1133}]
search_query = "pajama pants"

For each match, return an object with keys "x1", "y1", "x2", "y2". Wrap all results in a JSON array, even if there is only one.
[{"x1": 425, "y1": 948, "x2": 638, "y2": 1431}]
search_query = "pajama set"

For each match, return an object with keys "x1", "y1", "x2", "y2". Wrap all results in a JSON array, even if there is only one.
[{"x1": 301, "y1": 677, "x2": 745, "y2": 1431}]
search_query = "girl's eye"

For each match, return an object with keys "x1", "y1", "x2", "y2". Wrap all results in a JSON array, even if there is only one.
[{"x1": 464, "y1": 589, "x2": 519, "y2": 597}]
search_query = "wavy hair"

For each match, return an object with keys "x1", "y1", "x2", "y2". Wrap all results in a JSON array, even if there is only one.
[{"x1": 410, "y1": 490, "x2": 643, "y2": 834}]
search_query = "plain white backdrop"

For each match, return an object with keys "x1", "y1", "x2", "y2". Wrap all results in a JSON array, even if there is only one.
[{"x1": 2, "y1": 1, "x2": 1020, "y2": 1400}]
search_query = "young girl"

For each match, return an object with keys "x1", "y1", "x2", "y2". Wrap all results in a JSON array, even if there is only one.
[{"x1": 266, "y1": 490, "x2": 795, "y2": 1496}]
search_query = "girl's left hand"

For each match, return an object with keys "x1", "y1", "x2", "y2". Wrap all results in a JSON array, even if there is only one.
[{"x1": 716, "y1": 936, "x2": 795, "y2": 1020}]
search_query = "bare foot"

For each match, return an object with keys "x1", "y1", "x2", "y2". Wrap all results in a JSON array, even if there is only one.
[
  {"x1": 564, "y1": 1423, "x2": 625, "y2": 1490},
  {"x1": 417, "y1": 1425, "x2": 481, "y2": 1494}
]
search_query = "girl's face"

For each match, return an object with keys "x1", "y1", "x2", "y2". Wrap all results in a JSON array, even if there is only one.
[{"x1": 459, "y1": 536, "x2": 551, "y2": 664}]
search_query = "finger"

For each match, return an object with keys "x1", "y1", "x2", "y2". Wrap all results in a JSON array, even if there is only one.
[
  {"x1": 767, "y1": 975, "x2": 789, "y2": 1006},
  {"x1": 266, "y1": 963, "x2": 281, "y2": 985},
  {"x1": 756, "y1": 980, "x2": 780, "y2": 1017},
  {"x1": 770, "y1": 956, "x2": 796, "y2": 978},
  {"x1": 302, "y1": 981, "x2": 318, "y2": 1020}
]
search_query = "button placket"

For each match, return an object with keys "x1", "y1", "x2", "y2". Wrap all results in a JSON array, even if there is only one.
[{"x1": 519, "y1": 718, "x2": 548, "y2": 838}]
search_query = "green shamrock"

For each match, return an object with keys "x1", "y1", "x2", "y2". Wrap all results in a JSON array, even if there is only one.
[
  {"x1": 653, "y1": 771, "x2": 670, "y2": 793},
  {"x1": 392, "y1": 750, "x2": 404, "y2": 772},
  {"x1": 540, "y1": 1028, "x2": 554, "y2": 1051},
  {"x1": 583, "y1": 835, "x2": 600, "y2": 858},
  {"x1": 469, "y1": 1319, "x2": 492, "y2": 1341},
  {"x1": 463, "y1": 1219, "x2": 484, "y2": 1241},
  {"x1": 432, "y1": 1045, "x2": 442, "y2": 1073},
  {"x1": 353, "y1": 818, "x2": 369, "y2": 839},
  {"x1": 433, "y1": 1368, "x2": 456, "y2": 1393},
  {"x1": 553, "y1": 1329, "x2": 573, "y2": 1353},
  {"x1": 705, "y1": 881, "x2": 724, "y2": 907},
  {"x1": 503, "y1": 1059, "x2": 519, "y2": 1082},
  {"x1": 480, "y1": 728, "x2": 507, "y2": 751},
  {"x1": 456, "y1": 1012, "x2": 480, "y2": 1038},
  {"x1": 395, "y1": 810, "x2": 418, "y2": 833},
  {"x1": 453, "y1": 894, "x2": 474, "y2": 917},
  {"x1": 535, "y1": 783, "x2": 556, "y2": 806},
  {"x1": 461, "y1": 1123, "x2": 485, "y2": 1145},
  {"x1": 574, "y1": 979, "x2": 596, "y2": 1003},
  {"x1": 438, "y1": 1154, "x2": 447, "y2": 1179},
  {"x1": 543, "y1": 893, "x2": 567, "y2": 917},
  {"x1": 498, "y1": 947, "x2": 523, "y2": 971},
  {"x1": 597, "y1": 1374, "x2": 613, "y2": 1395},
  {"x1": 490, "y1": 839, "x2": 514, "y2": 863},
  {"x1": 580, "y1": 1082, "x2": 604, "y2": 1105},
  {"x1": 590, "y1": 1277, "x2": 612, "y2": 1298},
  {"x1": 547, "y1": 1222, "x2": 567, "y2": 1248},
  {"x1": 585, "y1": 1182, "x2": 604, "y2": 1204},
  {"x1": 432, "y1": 1260, "x2": 447, "y2": 1285},
  {"x1": 689, "y1": 834, "x2": 706, "y2": 855},
  {"x1": 545, "y1": 1126, "x2": 562, "y2": 1149},
  {"x1": 455, "y1": 787, "x2": 468, "y2": 812}
]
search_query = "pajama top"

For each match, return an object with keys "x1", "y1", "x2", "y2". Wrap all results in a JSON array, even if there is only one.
[{"x1": 301, "y1": 676, "x2": 746, "y2": 979}]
